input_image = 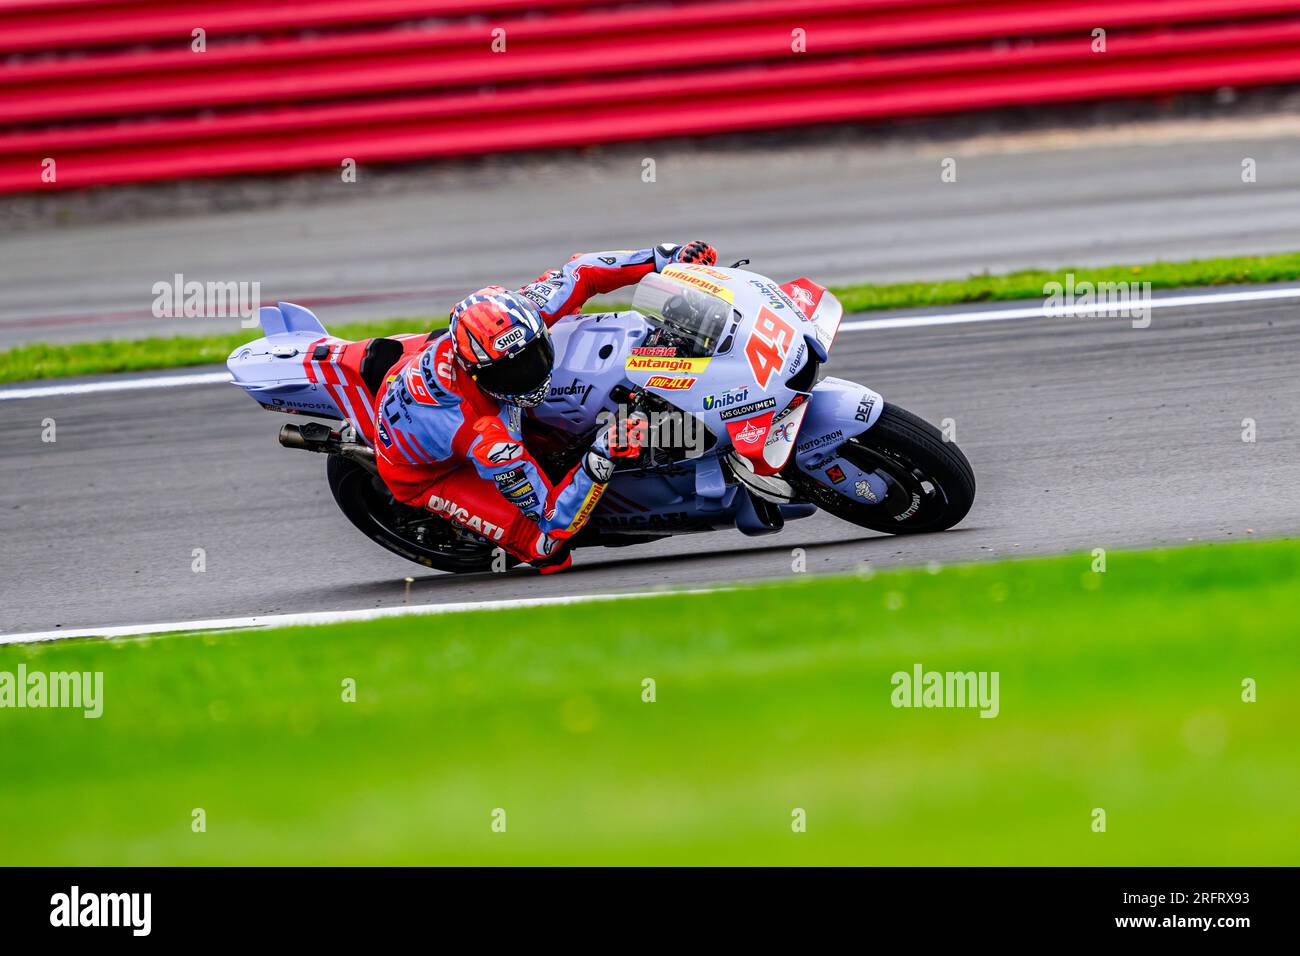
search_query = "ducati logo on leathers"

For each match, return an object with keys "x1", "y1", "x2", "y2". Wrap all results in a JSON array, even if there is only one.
[{"x1": 427, "y1": 494, "x2": 506, "y2": 541}]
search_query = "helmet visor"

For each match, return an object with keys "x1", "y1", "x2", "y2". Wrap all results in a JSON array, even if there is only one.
[{"x1": 472, "y1": 334, "x2": 554, "y2": 400}]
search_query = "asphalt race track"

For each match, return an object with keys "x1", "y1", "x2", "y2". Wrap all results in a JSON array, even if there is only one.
[
  {"x1": 2, "y1": 293, "x2": 1296, "y2": 634},
  {"x1": 6, "y1": 124, "x2": 1300, "y2": 346}
]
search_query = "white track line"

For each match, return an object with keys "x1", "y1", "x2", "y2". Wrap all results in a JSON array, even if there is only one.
[
  {"x1": 4, "y1": 285, "x2": 1298, "y2": 402},
  {"x1": 0, "y1": 587, "x2": 727, "y2": 646},
  {"x1": 839, "y1": 285, "x2": 1300, "y2": 332},
  {"x1": 0, "y1": 370, "x2": 229, "y2": 400}
]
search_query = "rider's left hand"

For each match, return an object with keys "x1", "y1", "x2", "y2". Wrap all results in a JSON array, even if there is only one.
[{"x1": 674, "y1": 240, "x2": 718, "y2": 266}]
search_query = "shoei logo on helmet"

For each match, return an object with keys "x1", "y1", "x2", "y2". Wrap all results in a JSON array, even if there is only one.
[{"x1": 494, "y1": 327, "x2": 526, "y2": 352}]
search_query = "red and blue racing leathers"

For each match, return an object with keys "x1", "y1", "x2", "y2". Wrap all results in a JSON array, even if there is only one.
[{"x1": 373, "y1": 246, "x2": 683, "y2": 566}]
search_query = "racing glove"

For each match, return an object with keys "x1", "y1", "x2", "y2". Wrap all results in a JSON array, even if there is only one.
[
  {"x1": 584, "y1": 415, "x2": 648, "y2": 482},
  {"x1": 676, "y1": 240, "x2": 719, "y2": 265},
  {"x1": 653, "y1": 241, "x2": 719, "y2": 270}
]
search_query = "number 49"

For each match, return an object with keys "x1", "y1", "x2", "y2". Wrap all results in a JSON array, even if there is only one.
[{"x1": 745, "y1": 308, "x2": 794, "y2": 388}]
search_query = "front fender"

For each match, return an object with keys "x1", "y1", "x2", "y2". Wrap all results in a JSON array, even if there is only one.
[{"x1": 791, "y1": 377, "x2": 883, "y2": 467}]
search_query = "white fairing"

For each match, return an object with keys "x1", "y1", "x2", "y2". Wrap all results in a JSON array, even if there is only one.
[{"x1": 534, "y1": 265, "x2": 870, "y2": 477}]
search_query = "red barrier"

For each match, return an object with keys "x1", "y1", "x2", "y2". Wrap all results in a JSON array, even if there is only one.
[
  {"x1": 4, "y1": 0, "x2": 1299, "y2": 123},
  {"x1": 0, "y1": 0, "x2": 608, "y2": 53},
  {"x1": 3, "y1": 0, "x2": 1300, "y2": 193}
]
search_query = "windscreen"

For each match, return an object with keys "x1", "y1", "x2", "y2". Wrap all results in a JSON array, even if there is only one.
[{"x1": 630, "y1": 272, "x2": 733, "y2": 358}]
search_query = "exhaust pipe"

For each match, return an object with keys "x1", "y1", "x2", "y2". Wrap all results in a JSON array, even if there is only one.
[
  {"x1": 277, "y1": 423, "x2": 312, "y2": 450},
  {"x1": 278, "y1": 421, "x2": 335, "y2": 450},
  {"x1": 279, "y1": 423, "x2": 377, "y2": 473}
]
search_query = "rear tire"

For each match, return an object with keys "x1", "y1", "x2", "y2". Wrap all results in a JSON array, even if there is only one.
[
  {"x1": 327, "y1": 456, "x2": 518, "y2": 573},
  {"x1": 791, "y1": 403, "x2": 975, "y2": 534}
]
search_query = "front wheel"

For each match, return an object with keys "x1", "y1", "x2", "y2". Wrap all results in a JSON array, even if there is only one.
[
  {"x1": 790, "y1": 404, "x2": 975, "y2": 534},
  {"x1": 327, "y1": 456, "x2": 518, "y2": 573}
]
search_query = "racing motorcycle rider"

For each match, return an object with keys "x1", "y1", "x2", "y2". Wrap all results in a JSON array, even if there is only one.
[{"x1": 373, "y1": 241, "x2": 719, "y2": 573}]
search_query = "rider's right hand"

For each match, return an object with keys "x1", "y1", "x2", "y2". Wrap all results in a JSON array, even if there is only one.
[
  {"x1": 599, "y1": 416, "x2": 648, "y2": 459},
  {"x1": 585, "y1": 415, "x2": 647, "y2": 483}
]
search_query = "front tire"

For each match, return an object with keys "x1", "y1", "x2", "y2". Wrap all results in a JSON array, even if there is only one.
[
  {"x1": 327, "y1": 456, "x2": 518, "y2": 573},
  {"x1": 791, "y1": 404, "x2": 975, "y2": 534}
]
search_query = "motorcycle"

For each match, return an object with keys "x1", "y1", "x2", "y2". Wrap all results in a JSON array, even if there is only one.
[{"x1": 227, "y1": 263, "x2": 975, "y2": 572}]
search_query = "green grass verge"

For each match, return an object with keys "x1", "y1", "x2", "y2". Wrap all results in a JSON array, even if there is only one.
[
  {"x1": 0, "y1": 316, "x2": 443, "y2": 384},
  {"x1": 4, "y1": 250, "x2": 1300, "y2": 385},
  {"x1": 830, "y1": 250, "x2": 1300, "y2": 312},
  {"x1": 2, "y1": 538, "x2": 1297, "y2": 865}
]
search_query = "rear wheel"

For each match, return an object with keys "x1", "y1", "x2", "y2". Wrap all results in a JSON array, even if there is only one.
[
  {"x1": 791, "y1": 404, "x2": 975, "y2": 534},
  {"x1": 326, "y1": 456, "x2": 518, "y2": 573}
]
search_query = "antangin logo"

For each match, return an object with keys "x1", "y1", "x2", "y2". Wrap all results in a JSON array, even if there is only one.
[
  {"x1": 625, "y1": 355, "x2": 711, "y2": 374},
  {"x1": 572, "y1": 482, "x2": 603, "y2": 528},
  {"x1": 660, "y1": 266, "x2": 735, "y2": 301}
]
